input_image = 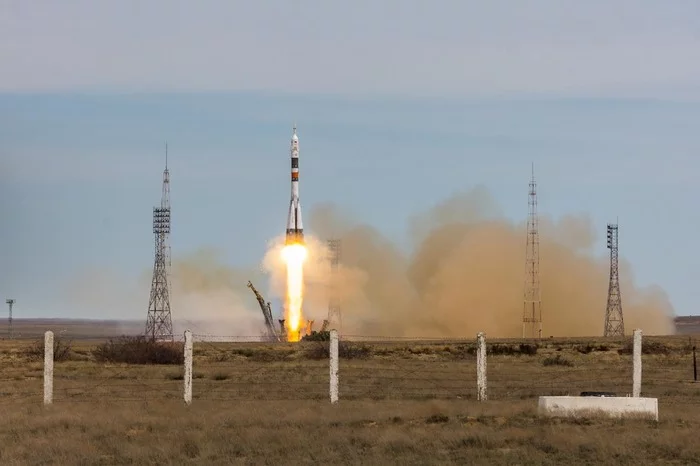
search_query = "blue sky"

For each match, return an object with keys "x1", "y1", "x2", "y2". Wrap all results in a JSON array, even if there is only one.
[{"x1": 1, "y1": 1, "x2": 700, "y2": 319}]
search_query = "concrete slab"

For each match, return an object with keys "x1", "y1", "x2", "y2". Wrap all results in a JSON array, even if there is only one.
[{"x1": 538, "y1": 396, "x2": 658, "y2": 421}]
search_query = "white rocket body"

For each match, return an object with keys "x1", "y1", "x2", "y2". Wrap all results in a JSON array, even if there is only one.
[{"x1": 285, "y1": 125, "x2": 304, "y2": 245}]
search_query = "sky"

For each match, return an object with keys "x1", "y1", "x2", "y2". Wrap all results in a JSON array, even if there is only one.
[{"x1": 1, "y1": 1, "x2": 700, "y2": 320}]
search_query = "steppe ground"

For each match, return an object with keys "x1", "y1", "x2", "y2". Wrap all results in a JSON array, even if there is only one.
[{"x1": 0, "y1": 323, "x2": 699, "y2": 465}]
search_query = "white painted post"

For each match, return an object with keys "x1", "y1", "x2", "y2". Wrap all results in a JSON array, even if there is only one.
[
  {"x1": 43, "y1": 331, "x2": 53, "y2": 405},
  {"x1": 632, "y1": 328, "x2": 642, "y2": 398},
  {"x1": 329, "y1": 329, "x2": 339, "y2": 404},
  {"x1": 476, "y1": 332, "x2": 487, "y2": 401},
  {"x1": 184, "y1": 329, "x2": 193, "y2": 405}
]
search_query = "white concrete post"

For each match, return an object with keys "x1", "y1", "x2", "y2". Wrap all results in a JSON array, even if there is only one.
[
  {"x1": 476, "y1": 332, "x2": 487, "y2": 401},
  {"x1": 632, "y1": 328, "x2": 642, "y2": 398},
  {"x1": 329, "y1": 329, "x2": 339, "y2": 404},
  {"x1": 43, "y1": 331, "x2": 54, "y2": 405},
  {"x1": 184, "y1": 330, "x2": 193, "y2": 405}
]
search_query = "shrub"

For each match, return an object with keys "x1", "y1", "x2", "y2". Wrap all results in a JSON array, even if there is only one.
[
  {"x1": 542, "y1": 355, "x2": 574, "y2": 367},
  {"x1": 92, "y1": 336, "x2": 184, "y2": 365},
  {"x1": 488, "y1": 343, "x2": 538, "y2": 356},
  {"x1": 303, "y1": 341, "x2": 371, "y2": 360},
  {"x1": 26, "y1": 336, "x2": 73, "y2": 362},
  {"x1": 302, "y1": 330, "x2": 331, "y2": 342},
  {"x1": 618, "y1": 340, "x2": 669, "y2": 355},
  {"x1": 576, "y1": 344, "x2": 611, "y2": 354}
]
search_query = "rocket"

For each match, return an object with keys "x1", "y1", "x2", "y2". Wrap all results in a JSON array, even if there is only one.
[{"x1": 285, "y1": 125, "x2": 304, "y2": 245}]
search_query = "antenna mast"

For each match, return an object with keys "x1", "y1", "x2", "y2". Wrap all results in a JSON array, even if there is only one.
[
  {"x1": 604, "y1": 222, "x2": 624, "y2": 337},
  {"x1": 523, "y1": 164, "x2": 543, "y2": 338},
  {"x1": 145, "y1": 144, "x2": 174, "y2": 341}
]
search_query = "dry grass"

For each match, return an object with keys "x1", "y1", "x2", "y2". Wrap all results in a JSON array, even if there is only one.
[{"x1": 0, "y1": 335, "x2": 699, "y2": 464}]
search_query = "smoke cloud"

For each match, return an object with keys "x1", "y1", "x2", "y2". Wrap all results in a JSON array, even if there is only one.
[
  {"x1": 169, "y1": 248, "x2": 267, "y2": 337},
  {"x1": 271, "y1": 187, "x2": 675, "y2": 338},
  {"x1": 59, "y1": 188, "x2": 676, "y2": 339}
]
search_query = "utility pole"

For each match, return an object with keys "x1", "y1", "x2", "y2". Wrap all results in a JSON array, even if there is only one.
[
  {"x1": 5, "y1": 299, "x2": 14, "y2": 339},
  {"x1": 327, "y1": 239, "x2": 342, "y2": 333},
  {"x1": 145, "y1": 145, "x2": 174, "y2": 341},
  {"x1": 523, "y1": 164, "x2": 542, "y2": 338},
  {"x1": 604, "y1": 222, "x2": 624, "y2": 337}
]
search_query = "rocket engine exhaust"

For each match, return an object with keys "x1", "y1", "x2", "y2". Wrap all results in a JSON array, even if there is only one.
[{"x1": 282, "y1": 125, "x2": 307, "y2": 342}]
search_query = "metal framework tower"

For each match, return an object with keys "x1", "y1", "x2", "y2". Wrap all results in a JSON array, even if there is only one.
[
  {"x1": 5, "y1": 299, "x2": 14, "y2": 339},
  {"x1": 145, "y1": 146, "x2": 173, "y2": 341},
  {"x1": 327, "y1": 239, "x2": 342, "y2": 332},
  {"x1": 523, "y1": 165, "x2": 542, "y2": 339},
  {"x1": 604, "y1": 223, "x2": 624, "y2": 337}
]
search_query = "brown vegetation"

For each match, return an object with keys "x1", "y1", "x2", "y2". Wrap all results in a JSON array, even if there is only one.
[{"x1": 0, "y1": 335, "x2": 698, "y2": 464}]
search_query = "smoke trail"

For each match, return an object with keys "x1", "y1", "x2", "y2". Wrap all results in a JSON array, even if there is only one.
[{"x1": 283, "y1": 188, "x2": 675, "y2": 338}]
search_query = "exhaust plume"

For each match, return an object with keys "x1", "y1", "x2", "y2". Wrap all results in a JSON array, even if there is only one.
[{"x1": 282, "y1": 188, "x2": 675, "y2": 338}]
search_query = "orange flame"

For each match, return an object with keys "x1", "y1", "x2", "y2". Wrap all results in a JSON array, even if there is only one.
[{"x1": 281, "y1": 243, "x2": 307, "y2": 342}]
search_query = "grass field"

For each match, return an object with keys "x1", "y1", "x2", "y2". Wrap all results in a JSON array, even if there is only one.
[{"x1": 1, "y1": 332, "x2": 699, "y2": 464}]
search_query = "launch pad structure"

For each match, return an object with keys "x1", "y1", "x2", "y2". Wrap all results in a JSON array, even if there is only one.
[{"x1": 145, "y1": 146, "x2": 174, "y2": 342}]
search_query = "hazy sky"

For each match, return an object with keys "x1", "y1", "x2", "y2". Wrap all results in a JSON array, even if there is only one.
[{"x1": 1, "y1": 1, "x2": 699, "y2": 321}]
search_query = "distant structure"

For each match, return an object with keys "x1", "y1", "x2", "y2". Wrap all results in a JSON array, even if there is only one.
[
  {"x1": 145, "y1": 145, "x2": 173, "y2": 341},
  {"x1": 327, "y1": 239, "x2": 342, "y2": 332},
  {"x1": 523, "y1": 165, "x2": 543, "y2": 339},
  {"x1": 5, "y1": 299, "x2": 14, "y2": 339},
  {"x1": 604, "y1": 222, "x2": 624, "y2": 337}
]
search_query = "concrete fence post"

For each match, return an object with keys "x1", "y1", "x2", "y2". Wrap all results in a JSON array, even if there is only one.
[
  {"x1": 184, "y1": 330, "x2": 193, "y2": 405},
  {"x1": 329, "y1": 329, "x2": 339, "y2": 404},
  {"x1": 43, "y1": 331, "x2": 54, "y2": 405},
  {"x1": 632, "y1": 328, "x2": 642, "y2": 397},
  {"x1": 476, "y1": 332, "x2": 487, "y2": 401}
]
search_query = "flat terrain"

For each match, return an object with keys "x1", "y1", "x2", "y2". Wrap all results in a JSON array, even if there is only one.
[{"x1": 1, "y1": 334, "x2": 699, "y2": 464}]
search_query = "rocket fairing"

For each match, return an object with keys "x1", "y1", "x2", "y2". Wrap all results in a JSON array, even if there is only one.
[{"x1": 285, "y1": 125, "x2": 304, "y2": 245}]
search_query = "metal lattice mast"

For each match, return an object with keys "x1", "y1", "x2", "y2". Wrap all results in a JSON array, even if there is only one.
[
  {"x1": 604, "y1": 222, "x2": 624, "y2": 337},
  {"x1": 327, "y1": 239, "x2": 342, "y2": 332},
  {"x1": 145, "y1": 145, "x2": 173, "y2": 341},
  {"x1": 523, "y1": 164, "x2": 543, "y2": 339},
  {"x1": 5, "y1": 299, "x2": 14, "y2": 339}
]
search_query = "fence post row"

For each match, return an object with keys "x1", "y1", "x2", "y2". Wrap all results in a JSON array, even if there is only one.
[
  {"x1": 184, "y1": 329, "x2": 193, "y2": 405},
  {"x1": 329, "y1": 329, "x2": 339, "y2": 404},
  {"x1": 476, "y1": 332, "x2": 487, "y2": 401},
  {"x1": 43, "y1": 330, "x2": 54, "y2": 405},
  {"x1": 632, "y1": 328, "x2": 642, "y2": 398}
]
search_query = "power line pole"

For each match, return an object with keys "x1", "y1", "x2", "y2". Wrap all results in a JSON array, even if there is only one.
[
  {"x1": 604, "y1": 222, "x2": 624, "y2": 337},
  {"x1": 327, "y1": 239, "x2": 342, "y2": 333},
  {"x1": 523, "y1": 164, "x2": 542, "y2": 339},
  {"x1": 5, "y1": 299, "x2": 14, "y2": 339},
  {"x1": 145, "y1": 145, "x2": 174, "y2": 341}
]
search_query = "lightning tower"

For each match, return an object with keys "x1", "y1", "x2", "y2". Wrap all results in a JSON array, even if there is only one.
[
  {"x1": 603, "y1": 223, "x2": 624, "y2": 337},
  {"x1": 523, "y1": 164, "x2": 542, "y2": 338},
  {"x1": 327, "y1": 239, "x2": 341, "y2": 332},
  {"x1": 145, "y1": 145, "x2": 173, "y2": 341}
]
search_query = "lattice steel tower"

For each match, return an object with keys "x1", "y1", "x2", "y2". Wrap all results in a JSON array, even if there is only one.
[
  {"x1": 604, "y1": 223, "x2": 624, "y2": 337},
  {"x1": 523, "y1": 165, "x2": 543, "y2": 339},
  {"x1": 145, "y1": 146, "x2": 173, "y2": 341},
  {"x1": 327, "y1": 239, "x2": 342, "y2": 332}
]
